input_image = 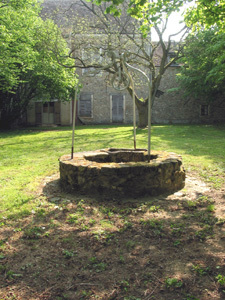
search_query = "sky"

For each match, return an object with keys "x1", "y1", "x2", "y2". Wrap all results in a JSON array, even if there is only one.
[{"x1": 151, "y1": 1, "x2": 195, "y2": 41}]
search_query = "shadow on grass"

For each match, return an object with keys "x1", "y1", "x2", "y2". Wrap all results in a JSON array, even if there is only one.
[
  {"x1": 1, "y1": 177, "x2": 225, "y2": 299},
  {"x1": 1, "y1": 125, "x2": 224, "y2": 169},
  {"x1": 138, "y1": 124, "x2": 225, "y2": 172}
]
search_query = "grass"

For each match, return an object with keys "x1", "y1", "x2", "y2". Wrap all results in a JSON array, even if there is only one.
[
  {"x1": 0, "y1": 124, "x2": 225, "y2": 299},
  {"x1": 0, "y1": 124, "x2": 224, "y2": 219}
]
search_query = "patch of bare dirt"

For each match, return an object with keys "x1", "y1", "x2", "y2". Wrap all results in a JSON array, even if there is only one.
[{"x1": 0, "y1": 172, "x2": 225, "y2": 300}]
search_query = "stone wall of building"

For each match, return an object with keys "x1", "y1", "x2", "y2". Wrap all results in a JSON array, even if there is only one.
[
  {"x1": 153, "y1": 67, "x2": 225, "y2": 124},
  {"x1": 26, "y1": 0, "x2": 224, "y2": 126},
  {"x1": 77, "y1": 66, "x2": 225, "y2": 125}
]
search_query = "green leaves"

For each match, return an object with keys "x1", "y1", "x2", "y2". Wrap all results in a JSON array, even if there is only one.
[
  {"x1": 177, "y1": 28, "x2": 225, "y2": 101},
  {"x1": 185, "y1": 0, "x2": 225, "y2": 33},
  {"x1": 88, "y1": 0, "x2": 225, "y2": 35},
  {"x1": 0, "y1": 0, "x2": 78, "y2": 128}
]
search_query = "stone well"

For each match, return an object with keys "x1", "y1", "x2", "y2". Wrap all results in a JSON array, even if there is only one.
[{"x1": 59, "y1": 148, "x2": 185, "y2": 196}]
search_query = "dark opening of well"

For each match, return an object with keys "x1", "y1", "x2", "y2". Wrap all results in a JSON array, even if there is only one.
[{"x1": 84, "y1": 148, "x2": 158, "y2": 163}]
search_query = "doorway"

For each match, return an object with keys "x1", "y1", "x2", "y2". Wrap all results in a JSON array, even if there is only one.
[
  {"x1": 111, "y1": 95, "x2": 124, "y2": 123},
  {"x1": 35, "y1": 101, "x2": 60, "y2": 125}
]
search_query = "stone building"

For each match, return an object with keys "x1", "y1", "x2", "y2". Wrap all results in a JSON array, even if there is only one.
[{"x1": 26, "y1": 0, "x2": 225, "y2": 126}]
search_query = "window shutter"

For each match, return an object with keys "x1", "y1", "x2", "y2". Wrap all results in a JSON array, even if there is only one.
[
  {"x1": 54, "y1": 102, "x2": 61, "y2": 124},
  {"x1": 79, "y1": 94, "x2": 92, "y2": 117},
  {"x1": 35, "y1": 102, "x2": 42, "y2": 124},
  {"x1": 112, "y1": 94, "x2": 124, "y2": 122}
]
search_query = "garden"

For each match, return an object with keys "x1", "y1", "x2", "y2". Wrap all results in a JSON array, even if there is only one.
[{"x1": 0, "y1": 124, "x2": 225, "y2": 300}]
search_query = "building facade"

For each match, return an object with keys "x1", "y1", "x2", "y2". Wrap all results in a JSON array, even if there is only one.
[{"x1": 26, "y1": 0, "x2": 225, "y2": 126}]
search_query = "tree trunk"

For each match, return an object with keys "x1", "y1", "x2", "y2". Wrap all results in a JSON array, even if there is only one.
[
  {"x1": 136, "y1": 101, "x2": 148, "y2": 128},
  {"x1": 127, "y1": 86, "x2": 149, "y2": 128}
]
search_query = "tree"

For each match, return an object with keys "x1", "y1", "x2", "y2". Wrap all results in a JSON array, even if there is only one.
[
  {"x1": 86, "y1": 0, "x2": 190, "y2": 36},
  {"x1": 185, "y1": 0, "x2": 225, "y2": 33},
  {"x1": 54, "y1": 0, "x2": 188, "y2": 127},
  {"x1": 0, "y1": 0, "x2": 77, "y2": 128},
  {"x1": 176, "y1": 28, "x2": 225, "y2": 102},
  {"x1": 88, "y1": 0, "x2": 225, "y2": 33}
]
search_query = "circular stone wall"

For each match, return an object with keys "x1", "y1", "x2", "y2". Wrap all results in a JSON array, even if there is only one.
[{"x1": 59, "y1": 149, "x2": 185, "y2": 196}]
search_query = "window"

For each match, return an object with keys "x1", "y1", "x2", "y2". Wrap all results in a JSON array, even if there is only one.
[
  {"x1": 43, "y1": 102, "x2": 49, "y2": 113},
  {"x1": 111, "y1": 94, "x2": 124, "y2": 123},
  {"x1": 79, "y1": 93, "x2": 93, "y2": 117},
  {"x1": 167, "y1": 52, "x2": 179, "y2": 66},
  {"x1": 200, "y1": 105, "x2": 209, "y2": 116},
  {"x1": 49, "y1": 102, "x2": 54, "y2": 113},
  {"x1": 155, "y1": 90, "x2": 164, "y2": 98}
]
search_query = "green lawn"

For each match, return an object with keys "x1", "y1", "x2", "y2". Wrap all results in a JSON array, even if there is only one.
[{"x1": 0, "y1": 124, "x2": 224, "y2": 219}]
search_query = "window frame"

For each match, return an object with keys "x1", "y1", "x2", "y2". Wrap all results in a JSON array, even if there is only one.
[
  {"x1": 200, "y1": 104, "x2": 210, "y2": 117},
  {"x1": 78, "y1": 93, "x2": 93, "y2": 118}
]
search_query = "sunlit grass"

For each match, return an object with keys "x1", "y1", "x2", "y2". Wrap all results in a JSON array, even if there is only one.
[{"x1": 0, "y1": 124, "x2": 224, "y2": 219}]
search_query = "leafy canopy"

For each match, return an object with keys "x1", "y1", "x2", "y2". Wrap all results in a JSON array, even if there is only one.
[
  {"x1": 0, "y1": 0, "x2": 77, "y2": 128},
  {"x1": 88, "y1": 0, "x2": 225, "y2": 33},
  {"x1": 177, "y1": 28, "x2": 225, "y2": 101},
  {"x1": 0, "y1": 0, "x2": 77, "y2": 95},
  {"x1": 185, "y1": 0, "x2": 225, "y2": 33}
]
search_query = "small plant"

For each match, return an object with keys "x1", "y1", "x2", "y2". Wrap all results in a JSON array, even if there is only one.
[
  {"x1": 87, "y1": 257, "x2": 107, "y2": 273},
  {"x1": 0, "y1": 264, "x2": 7, "y2": 273},
  {"x1": 89, "y1": 219, "x2": 96, "y2": 226},
  {"x1": 173, "y1": 240, "x2": 181, "y2": 247},
  {"x1": 136, "y1": 203, "x2": 147, "y2": 212},
  {"x1": 195, "y1": 225, "x2": 213, "y2": 241},
  {"x1": 119, "y1": 207, "x2": 132, "y2": 215},
  {"x1": 76, "y1": 199, "x2": 85, "y2": 213},
  {"x1": 195, "y1": 211, "x2": 218, "y2": 225},
  {"x1": 79, "y1": 289, "x2": 93, "y2": 299},
  {"x1": 63, "y1": 249, "x2": 75, "y2": 259},
  {"x1": 100, "y1": 219, "x2": 114, "y2": 229},
  {"x1": 140, "y1": 218, "x2": 164, "y2": 236},
  {"x1": 119, "y1": 255, "x2": 125, "y2": 264},
  {"x1": 119, "y1": 280, "x2": 130, "y2": 292},
  {"x1": 142, "y1": 272, "x2": 153, "y2": 286},
  {"x1": 196, "y1": 195, "x2": 214, "y2": 207},
  {"x1": 21, "y1": 263, "x2": 33, "y2": 270},
  {"x1": 0, "y1": 239, "x2": 6, "y2": 247},
  {"x1": 216, "y1": 274, "x2": 225, "y2": 287},
  {"x1": 140, "y1": 218, "x2": 163, "y2": 229},
  {"x1": 185, "y1": 200, "x2": 197, "y2": 210},
  {"x1": 125, "y1": 240, "x2": 136, "y2": 250},
  {"x1": 67, "y1": 213, "x2": 80, "y2": 224},
  {"x1": 36, "y1": 208, "x2": 47, "y2": 218},
  {"x1": 216, "y1": 218, "x2": 225, "y2": 226},
  {"x1": 206, "y1": 204, "x2": 215, "y2": 212},
  {"x1": 185, "y1": 295, "x2": 200, "y2": 300},
  {"x1": 119, "y1": 220, "x2": 133, "y2": 233},
  {"x1": 124, "y1": 297, "x2": 141, "y2": 300},
  {"x1": 6, "y1": 270, "x2": 23, "y2": 279},
  {"x1": 192, "y1": 264, "x2": 211, "y2": 276},
  {"x1": 165, "y1": 277, "x2": 183, "y2": 289},
  {"x1": 149, "y1": 205, "x2": 160, "y2": 213},
  {"x1": 23, "y1": 226, "x2": 45, "y2": 239},
  {"x1": 13, "y1": 228, "x2": 22, "y2": 232},
  {"x1": 81, "y1": 224, "x2": 89, "y2": 231},
  {"x1": 100, "y1": 206, "x2": 114, "y2": 217},
  {"x1": 170, "y1": 223, "x2": 185, "y2": 236},
  {"x1": 43, "y1": 231, "x2": 50, "y2": 237}
]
